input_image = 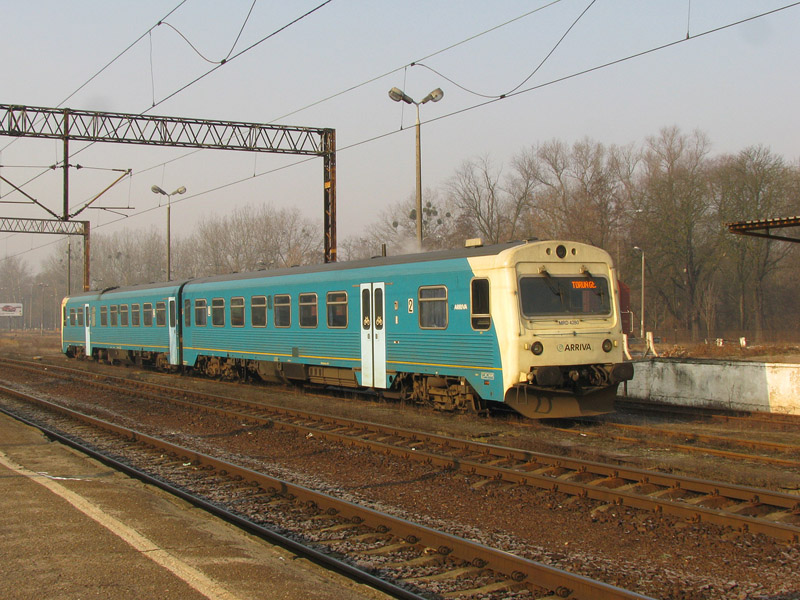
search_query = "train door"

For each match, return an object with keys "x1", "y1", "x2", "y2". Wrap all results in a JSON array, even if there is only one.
[
  {"x1": 168, "y1": 297, "x2": 179, "y2": 366},
  {"x1": 84, "y1": 304, "x2": 91, "y2": 355},
  {"x1": 359, "y1": 282, "x2": 386, "y2": 388}
]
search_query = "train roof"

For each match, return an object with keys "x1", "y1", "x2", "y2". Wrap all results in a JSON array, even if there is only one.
[
  {"x1": 65, "y1": 240, "x2": 533, "y2": 301},
  {"x1": 193, "y1": 239, "x2": 529, "y2": 284},
  {"x1": 65, "y1": 238, "x2": 619, "y2": 301}
]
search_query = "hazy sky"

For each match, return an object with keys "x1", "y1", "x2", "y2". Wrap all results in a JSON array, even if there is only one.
[{"x1": 1, "y1": 0, "x2": 798, "y2": 268}]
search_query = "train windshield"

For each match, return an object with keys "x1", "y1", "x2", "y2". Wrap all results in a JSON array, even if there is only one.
[{"x1": 519, "y1": 275, "x2": 611, "y2": 317}]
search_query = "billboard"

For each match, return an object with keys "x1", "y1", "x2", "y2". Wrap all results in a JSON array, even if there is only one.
[{"x1": 1, "y1": 303, "x2": 24, "y2": 317}]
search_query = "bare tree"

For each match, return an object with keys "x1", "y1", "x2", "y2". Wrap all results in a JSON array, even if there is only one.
[
  {"x1": 186, "y1": 203, "x2": 322, "y2": 276},
  {"x1": 711, "y1": 146, "x2": 795, "y2": 337},
  {"x1": 448, "y1": 156, "x2": 506, "y2": 244},
  {"x1": 638, "y1": 127, "x2": 717, "y2": 340}
]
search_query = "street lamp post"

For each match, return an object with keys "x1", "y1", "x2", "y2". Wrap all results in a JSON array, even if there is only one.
[
  {"x1": 633, "y1": 246, "x2": 645, "y2": 339},
  {"x1": 388, "y1": 86, "x2": 444, "y2": 247},
  {"x1": 151, "y1": 185, "x2": 187, "y2": 281}
]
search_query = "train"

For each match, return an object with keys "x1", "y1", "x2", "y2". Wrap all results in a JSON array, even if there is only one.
[{"x1": 60, "y1": 239, "x2": 633, "y2": 418}]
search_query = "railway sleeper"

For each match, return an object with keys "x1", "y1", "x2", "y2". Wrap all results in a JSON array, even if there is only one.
[{"x1": 402, "y1": 565, "x2": 484, "y2": 583}]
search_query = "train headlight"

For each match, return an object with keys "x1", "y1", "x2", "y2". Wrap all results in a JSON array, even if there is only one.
[
  {"x1": 531, "y1": 341, "x2": 544, "y2": 355},
  {"x1": 556, "y1": 244, "x2": 567, "y2": 259},
  {"x1": 602, "y1": 338, "x2": 613, "y2": 353}
]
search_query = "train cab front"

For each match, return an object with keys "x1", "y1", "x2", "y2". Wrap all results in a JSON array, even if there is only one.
[{"x1": 503, "y1": 243, "x2": 633, "y2": 419}]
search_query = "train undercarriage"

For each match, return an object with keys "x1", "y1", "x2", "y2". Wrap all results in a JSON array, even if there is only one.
[{"x1": 66, "y1": 346, "x2": 626, "y2": 418}]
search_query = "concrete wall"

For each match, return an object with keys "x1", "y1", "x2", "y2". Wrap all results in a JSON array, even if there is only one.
[{"x1": 620, "y1": 358, "x2": 800, "y2": 415}]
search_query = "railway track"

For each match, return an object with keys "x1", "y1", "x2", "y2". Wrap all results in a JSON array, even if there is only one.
[
  {"x1": 0, "y1": 383, "x2": 653, "y2": 600},
  {"x1": 3, "y1": 357, "x2": 799, "y2": 545},
  {"x1": 616, "y1": 398, "x2": 800, "y2": 431},
  {"x1": 551, "y1": 420, "x2": 800, "y2": 468}
]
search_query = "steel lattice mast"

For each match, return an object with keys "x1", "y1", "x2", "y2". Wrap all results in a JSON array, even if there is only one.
[{"x1": 0, "y1": 104, "x2": 337, "y2": 290}]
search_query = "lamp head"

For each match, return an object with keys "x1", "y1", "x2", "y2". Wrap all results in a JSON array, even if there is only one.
[
  {"x1": 388, "y1": 87, "x2": 413, "y2": 104},
  {"x1": 151, "y1": 185, "x2": 167, "y2": 195},
  {"x1": 421, "y1": 88, "x2": 444, "y2": 104}
]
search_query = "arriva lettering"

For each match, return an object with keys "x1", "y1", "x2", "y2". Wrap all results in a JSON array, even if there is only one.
[{"x1": 558, "y1": 343, "x2": 592, "y2": 352}]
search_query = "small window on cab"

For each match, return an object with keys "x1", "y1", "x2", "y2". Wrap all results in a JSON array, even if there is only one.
[{"x1": 470, "y1": 279, "x2": 491, "y2": 330}]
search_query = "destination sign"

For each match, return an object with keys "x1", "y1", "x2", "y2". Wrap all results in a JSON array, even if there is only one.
[{"x1": 571, "y1": 280, "x2": 597, "y2": 289}]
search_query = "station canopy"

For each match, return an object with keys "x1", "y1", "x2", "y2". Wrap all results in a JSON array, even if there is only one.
[{"x1": 726, "y1": 216, "x2": 800, "y2": 244}]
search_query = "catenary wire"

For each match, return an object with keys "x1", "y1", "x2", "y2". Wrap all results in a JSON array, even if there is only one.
[
  {"x1": 0, "y1": 0, "x2": 188, "y2": 156},
  {"x1": 413, "y1": 0, "x2": 596, "y2": 99},
  {"x1": 3, "y1": 2, "x2": 799, "y2": 264},
  {"x1": 1, "y1": 0, "x2": 549, "y2": 204},
  {"x1": 0, "y1": 1, "x2": 334, "y2": 210}
]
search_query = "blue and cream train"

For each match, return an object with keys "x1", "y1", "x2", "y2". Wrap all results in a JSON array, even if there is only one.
[{"x1": 61, "y1": 239, "x2": 633, "y2": 418}]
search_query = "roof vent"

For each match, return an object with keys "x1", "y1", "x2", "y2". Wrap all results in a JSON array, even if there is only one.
[{"x1": 465, "y1": 238, "x2": 483, "y2": 248}]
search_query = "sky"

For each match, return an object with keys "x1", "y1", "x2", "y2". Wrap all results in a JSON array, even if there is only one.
[{"x1": 1, "y1": 0, "x2": 799, "y2": 271}]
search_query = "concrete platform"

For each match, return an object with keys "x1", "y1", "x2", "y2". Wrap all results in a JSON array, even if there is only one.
[{"x1": 0, "y1": 412, "x2": 388, "y2": 600}]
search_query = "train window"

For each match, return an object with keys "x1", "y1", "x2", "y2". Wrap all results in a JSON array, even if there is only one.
[
  {"x1": 374, "y1": 288, "x2": 383, "y2": 331},
  {"x1": 63, "y1": 306, "x2": 67, "y2": 327},
  {"x1": 156, "y1": 302, "x2": 166, "y2": 327},
  {"x1": 143, "y1": 303, "x2": 153, "y2": 327},
  {"x1": 77, "y1": 309, "x2": 84, "y2": 327},
  {"x1": 91, "y1": 306, "x2": 96, "y2": 327},
  {"x1": 131, "y1": 304, "x2": 140, "y2": 327},
  {"x1": 274, "y1": 294, "x2": 291, "y2": 327},
  {"x1": 120, "y1": 305, "x2": 129, "y2": 327},
  {"x1": 110, "y1": 305, "x2": 119, "y2": 327},
  {"x1": 251, "y1": 296, "x2": 267, "y2": 327},
  {"x1": 69, "y1": 308, "x2": 76, "y2": 326},
  {"x1": 361, "y1": 289, "x2": 370, "y2": 330},
  {"x1": 326, "y1": 291, "x2": 348, "y2": 328},
  {"x1": 100, "y1": 306, "x2": 108, "y2": 327},
  {"x1": 211, "y1": 298, "x2": 225, "y2": 327},
  {"x1": 194, "y1": 299, "x2": 207, "y2": 327},
  {"x1": 169, "y1": 301, "x2": 176, "y2": 328},
  {"x1": 231, "y1": 297, "x2": 245, "y2": 327},
  {"x1": 299, "y1": 293, "x2": 317, "y2": 328},
  {"x1": 141, "y1": 303, "x2": 151, "y2": 327},
  {"x1": 471, "y1": 279, "x2": 491, "y2": 330},
  {"x1": 519, "y1": 276, "x2": 611, "y2": 317},
  {"x1": 184, "y1": 299, "x2": 191, "y2": 328},
  {"x1": 419, "y1": 286, "x2": 448, "y2": 329}
]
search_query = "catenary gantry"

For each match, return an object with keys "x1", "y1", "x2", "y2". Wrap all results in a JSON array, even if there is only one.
[{"x1": 0, "y1": 103, "x2": 337, "y2": 290}]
